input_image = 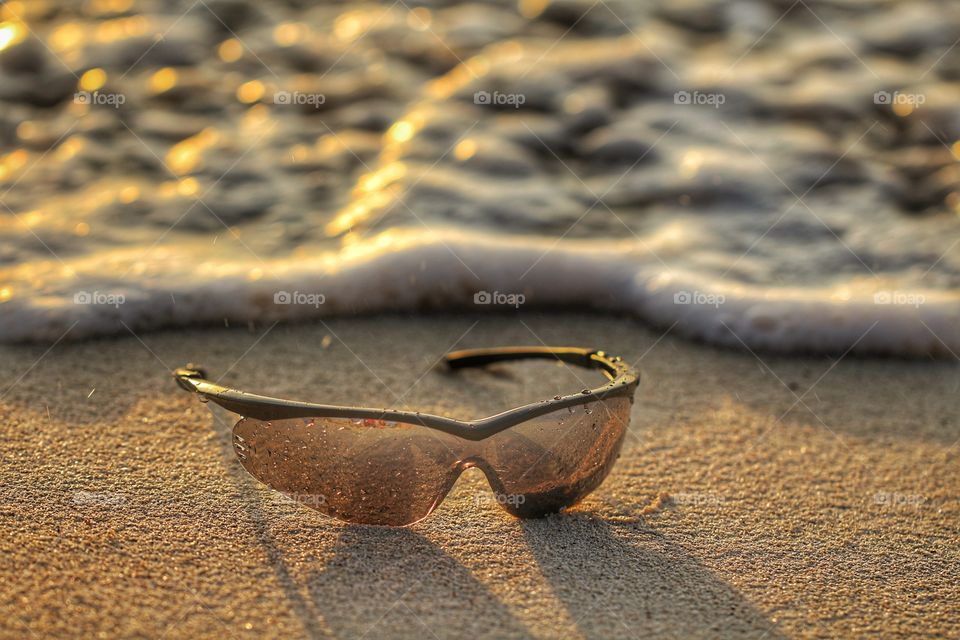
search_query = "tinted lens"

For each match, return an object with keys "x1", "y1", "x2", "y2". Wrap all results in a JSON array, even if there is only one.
[
  {"x1": 481, "y1": 397, "x2": 631, "y2": 517},
  {"x1": 233, "y1": 416, "x2": 462, "y2": 525}
]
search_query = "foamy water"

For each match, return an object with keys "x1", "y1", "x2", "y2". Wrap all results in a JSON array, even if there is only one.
[{"x1": 0, "y1": 0, "x2": 958, "y2": 355}]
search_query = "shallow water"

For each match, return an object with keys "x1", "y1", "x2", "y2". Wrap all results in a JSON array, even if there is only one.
[{"x1": 0, "y1": 0, "x2": 958, "y2": 354}]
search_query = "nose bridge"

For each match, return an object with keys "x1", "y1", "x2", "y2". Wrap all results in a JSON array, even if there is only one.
[
  {"x1": 453, "y1": 431, "x2": 496, "y2": 468},
  {"x1": 457, "y1": 452, "x2": 510, "y2": 496}
]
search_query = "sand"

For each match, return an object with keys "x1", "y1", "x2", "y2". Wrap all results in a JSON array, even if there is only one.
[{"x1": 0, "y1": 314, "x2": 957, "y2": 639}]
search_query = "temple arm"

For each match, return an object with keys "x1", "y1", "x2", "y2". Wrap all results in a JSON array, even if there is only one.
[
  {"x1": 444, "y1": 346, "x2": 629, "y2": 381},
  {"x1": 444, "y1": 347, "x2": 596, "y2": 369}
]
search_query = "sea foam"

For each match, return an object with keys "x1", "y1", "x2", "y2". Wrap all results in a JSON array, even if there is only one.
[{"x1": 1, "y1": 228, "x2": 957, "y2": 357}]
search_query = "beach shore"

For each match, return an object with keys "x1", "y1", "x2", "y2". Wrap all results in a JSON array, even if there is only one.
[{"x1": 1, "y1": 313, "x2": 957, "y2": 638}]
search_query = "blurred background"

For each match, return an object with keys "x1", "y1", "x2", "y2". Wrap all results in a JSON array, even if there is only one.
[{"x1": 0, "y1": 0, "x2": 958, "y2": 351}]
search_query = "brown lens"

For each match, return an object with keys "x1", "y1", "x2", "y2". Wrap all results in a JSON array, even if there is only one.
[
  {"x1": 233, "y1": 416, "x2": 463, "y2": 525},
  {"x1": 479, "y1": 397, "x2": 631, "y2": 517},
  {"x1": 233, "y1": 396, "x2": 631, "y2": 524}
]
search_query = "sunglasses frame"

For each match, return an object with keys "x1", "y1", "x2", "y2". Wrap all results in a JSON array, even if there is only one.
[{"x1": 174, "y1": 346, "x2": 639, "y2": 441}]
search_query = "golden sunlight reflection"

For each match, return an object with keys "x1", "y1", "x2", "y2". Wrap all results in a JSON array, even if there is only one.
[
  {"x1": 166, "y1": 128, "x2": 219, "y2": 174},
  {"x1": 315, "y1": 135, "x2": 339, "y2": 155},
  {"x1": 237, "y1": 80, "x2": 266, "y2": 104},
  {"x1": 387, "y1": 120, "x2": 415, "y2": 144},
  {"x1": 427, "y1": 55, "x2": 490, "y2": 99},
  {"x1": 0, "y1": 149, "x2": 29, "y2": 180},
  {"x1": 334, "y1": 12, "x2": 366, "y2": 42},
  {"x1": 288, "y1": 143, "x2": 310, "y2": 163},
  {"x1": 159, "y1": 180, "x2": 178, "y2": 198},
  {"x1": 357, "y1": 162, "x2": 407, "y2": 194},
  {"x1": 325, "y1": 189, "x2": 397, "y2": 237},
  {"x1": 90, "y1": 0, "x2": 134, "y2": 14},
  {"x1": 237, "y1": 79, "x2": 266, "y2": 104},
  {"x1": 335, "y1": 228, "x2": 414, "y2": 261},
  {"x1": 50, "y1": 23, "x2": 84, "y2": 51},
  {"x1": 830, "y1": 288, "x2": 851, "y2": 302},
  {"x1": 892, "y1": 101, "x2": 914, "y2": 117},
  {"x1": 274, "y1": 22, "x2": 308, "y2": 46},
  {"x1": 218, "y1": 38, "x2": 243, "y2": 62},
  {"x1": 149, "y1": 67, "x2": 178, "y2": 93},
  {"x1": 946, "y1": 192, "x2": 960, "y2": 216},
  {"x1": 0, "y1": 20, "x2": 26, "y2": 52},
  {"x1": 519, "y1": 0, "x2": 550, "y2": 19},
  {"x1": 55, "y1": 137, "x2": 84, "y2": 162},
  {"x1": 241, "y1": 104, "x2": 272, "y2": 131},
  {"x1": 119, "y1": 185, "x2": 140, "y2": 203},
  {"x1": 18, "y1": 210, "x2": 42, "y2": 228},
  {"x1": 679, "y1": 149, "x2": 705, "y2": 179},
  {"x1": 454, "y1": 139, "x2": 477, "y2": 161},
  {"x1": 95, "y1": 16, "x2": 147, "y2": 42},
  {"x1": 0, "y1": 2, "x2": 25, "y2": 21},
  {"x1": 79, "y1": 68, "x2": 107, "y2": 92},
  {"x1": 177, "y1": 177, "x2": 200, "y2": 197}
]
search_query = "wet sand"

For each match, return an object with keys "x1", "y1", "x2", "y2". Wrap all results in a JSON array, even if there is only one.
[{"x1": 1, "y1": 314, "x2": 957, "y2": 638}]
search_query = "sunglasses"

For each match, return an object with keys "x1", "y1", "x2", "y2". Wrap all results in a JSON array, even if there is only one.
[{"x1": 174, "y1": 346, "x2": 639, "y2": 526}]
